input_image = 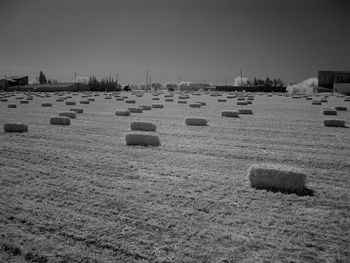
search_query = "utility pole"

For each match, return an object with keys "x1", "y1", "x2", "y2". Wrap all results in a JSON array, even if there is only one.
[
  {"x1": 146, "y1": 70, "x2": 149, "y2": 91},
  {"x1": 240, "y1": 69, "x2": 243, "y2": 87},
  {"x1": 116, "y1": 72, "x2": 118, "y2": 90},
  {"x1": 74, "y1": 72, "x2": 77, "y2": 87},
  {"x1": 149, "y1": 76, "x2": 152, "y2": 91}
]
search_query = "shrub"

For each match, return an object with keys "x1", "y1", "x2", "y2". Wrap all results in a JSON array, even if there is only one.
[
  {"x1": 185, "y1": 117, "x2": 207, "y2": 126},
  {"x1": 3, "y1": 123, "x2": 28, "y2": 133},
  {"x1": 130, "y1": 121, "x2": 156, "y2": 132},
  {"x1": 125, "y1": 133, "x2": 160, "y2": 146},
  {"x1": 248, "y1": 163, "x2": 306, "y2": 192}
]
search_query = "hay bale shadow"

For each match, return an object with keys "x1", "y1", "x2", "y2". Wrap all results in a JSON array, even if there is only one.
[{"x1": 254, "y1": 186, "x2": 314, "y2": 196}]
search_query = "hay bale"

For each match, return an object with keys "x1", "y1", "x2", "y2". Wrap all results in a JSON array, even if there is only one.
[
  {"x1": 218, "y1": 99, "x2": 227, "y2": 102},
  {"x1": 335, "y1": 106, "x2": 347, "y2": 111},
  {"x1": 237, "y1": 101, "x2": 248, "y2": 105},
  {"x1": 248, "y1": 163, "x2": 306, "y2": 192},
  {"x1": 185, "y1": 117, "x2": 207, "y2": 126},
  {"x1": 80, "y1": 100, "x2": 89, "y2": 104},
  {"x1": 105, "y1": 97, "x2": 112, "y2": 99},
  {"x1": 56, "y1": 98, "x2": 64, "y2": 102},
  {"x1": 312, "y1": 100, "x2": 322, "y2": 105},
  {"x1": 125, "y1": 99, "x2": 136, "y2": 104},
  {"x1": 1, "y1": 99, "x2": 8, "y2": 102},
  {"x1": 65, "y1": 101, "x2": 76, "y2": 105},
  {"x1": 115, "y1": 110, "x2": 131, "y2": 116},
  {"x1": 58, "y1": 112, "x2": 77, "y2": 119},
  {"x1": 189, "y1": 103, "x2": 201, "y2": 108},
  {"x1": 322, "y1": 108, "x2": 337, "y2": 115},
  {"x1": 221, "y1": 111, "x2": 239, "y2": 117},
  {"x1": 20, "y1": 100, "x2": 29, "y2": 104},
  {"x1": 238, "y1": 108, "x2": 253, "y2": 114},
  {"x1": 128, "y1": 107, "x2": 143, "y2": 113},
  {"x1": 139, "y1": 105, "x2": 152, "y2": 110},
  {"x1": 126, "y1": 133, "x2": 160, "y2": 146},
  {"x1": 41, "y1": 103, "x2": 52, "y2": 107},
  {"x1": 344, "y1": 97, "x2": 350, "y2": 102},
  {"x1": 3, "y1": 123, "x2": 28, "y2": 133},
  {"x1": 196, "y1": 101, "x2": 206, "y2": 106},
  {"x1": 130, "y1": 121, "x2": 157, "y2": 132},
  {"x1": 323, "y1": 119, "x2": 346, "y2": 127},
  {"x1": 152, "y1": 97, "x2": 160, "y2": 100},
  {"x1": 87, "y1": 98, "x2": 95, "y2": 101},
  {"x1": 116, "y1": 98, "x2": 124, "y2": 101},
  {"x1": 152, "y1": 104, "x2": 164, "y2": 108},
  {"x1": 70, "y1": 108, "x2": 84, "y2": 113},
  {"x1": 50, "y1": 116, "x2": 71, "y2": 125},
  {"x1": 165, "y1": 98, "x2": 174, "y2": 102},
  {"x1": 177, "y1": 100, "x2": 187, "y2": 104},
  {"x1": 8, "y1": 104, "x2": 17, "y2": 108}
]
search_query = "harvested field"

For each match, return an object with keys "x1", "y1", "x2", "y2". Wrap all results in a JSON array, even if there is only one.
[{"x1": 0, "y1": 91, "x2": 349, "y2": 263}]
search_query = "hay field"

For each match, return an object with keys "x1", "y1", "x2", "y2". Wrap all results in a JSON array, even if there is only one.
[{"x1": 0, "y1": 92, "x2": 349, "y2": 262}]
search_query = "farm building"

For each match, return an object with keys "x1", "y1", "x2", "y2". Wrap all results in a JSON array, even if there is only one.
[
  {"x1": 0, "y1": 75, "x2": 29, "y2": 89},
  {"x1": 318, "y1": 71, "x2": 350, "y2": 95}
]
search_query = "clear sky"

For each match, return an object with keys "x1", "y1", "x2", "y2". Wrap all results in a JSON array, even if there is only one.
[{"x1": 1, "y1": 0, "x2": 349, "y2": 85}]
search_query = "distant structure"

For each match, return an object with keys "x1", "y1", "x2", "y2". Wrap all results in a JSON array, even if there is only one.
[
  {"x1": 178, "y1": 83, "x2": 213, "y2": 91},
  {"x1": 318, "y1": 71, "x2": 350, "y2": 95},
  {"x1": 0, "y1": 75, "x2": 29, "y2": 89},
  {"x1": 4, "y1": 82, "x2": 88, "y2": 92}
]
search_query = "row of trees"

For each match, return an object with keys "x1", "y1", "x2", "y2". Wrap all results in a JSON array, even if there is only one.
[{"x1": 88, "y1": 76, "x2": 123, "y2": 91}]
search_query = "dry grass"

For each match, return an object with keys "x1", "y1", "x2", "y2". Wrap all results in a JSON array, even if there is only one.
[{"x1": 0, "y1": 91, "x2": 349, "y2": 262}]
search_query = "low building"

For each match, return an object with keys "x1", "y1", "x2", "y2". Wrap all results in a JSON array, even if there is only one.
[
  {"x1": 318, "y1": 71, "x2": 350, "y2": 94},
  {"x1": 0, "y1": 75, "x2": 29, "y2": 89}
]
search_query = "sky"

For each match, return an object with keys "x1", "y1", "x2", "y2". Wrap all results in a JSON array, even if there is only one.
[{"x1": 1, "y1": 0, "x2": 349, "y2": 85}]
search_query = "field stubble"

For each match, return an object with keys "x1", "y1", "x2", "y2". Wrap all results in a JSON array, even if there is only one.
[{"x1": 0, "y1": 92, "x2": 349, "y2": 262}]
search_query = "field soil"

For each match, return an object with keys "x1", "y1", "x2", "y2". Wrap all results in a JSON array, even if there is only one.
[{"x1": 0, "y1": 92, "x2": 349, "y2": 262}]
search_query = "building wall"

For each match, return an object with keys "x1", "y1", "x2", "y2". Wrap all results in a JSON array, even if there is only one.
[
  {"x1": 318, "y1": 71, "x2": 334, "y2": 89},
  {"x1": 334, "y1": 83, "x2": 350, "y2": 95}
]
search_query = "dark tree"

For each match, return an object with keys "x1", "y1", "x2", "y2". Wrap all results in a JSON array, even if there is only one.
[{"x1": 39, "y1": 71, "x2": 47, "y2": 84}]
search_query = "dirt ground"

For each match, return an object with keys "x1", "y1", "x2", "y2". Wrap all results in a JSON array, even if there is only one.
[{"x1": 0, "y1": 91, "x2": 349, "y2": 262}]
